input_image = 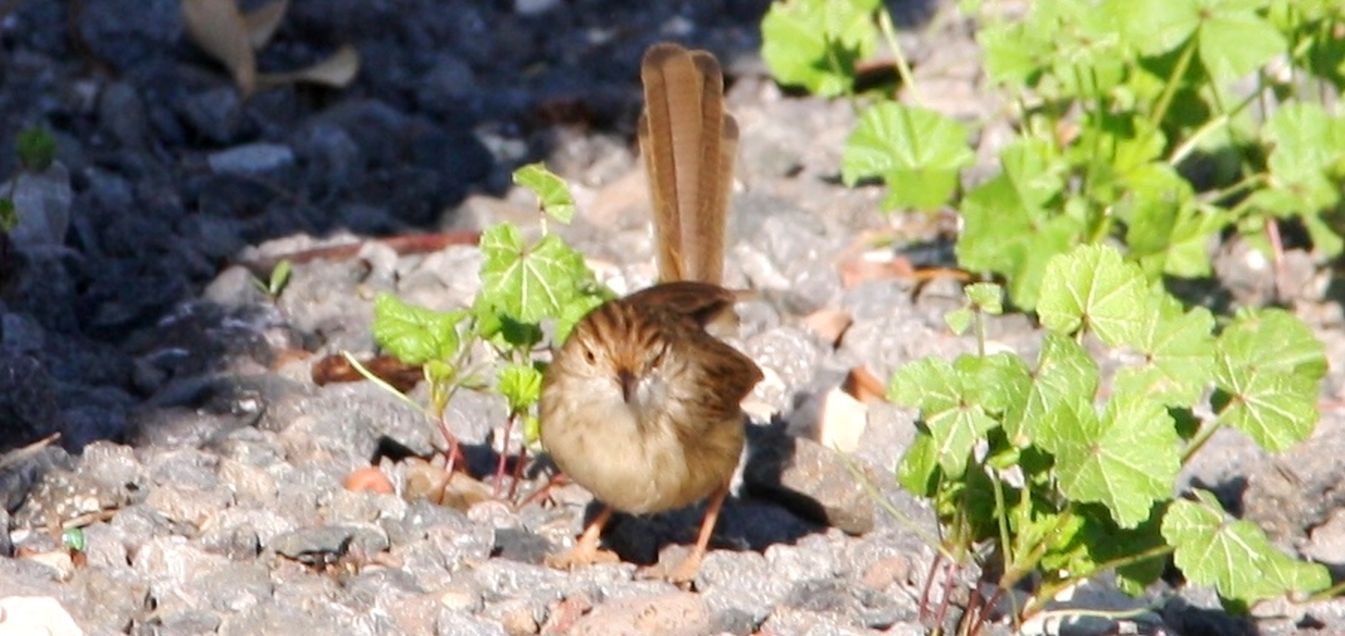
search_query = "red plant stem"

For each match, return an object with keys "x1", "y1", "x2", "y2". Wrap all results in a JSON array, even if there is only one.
[
  {"x1": 493, "y1": 413, "x2": 516, "y2": 497},
  {"x1": 437, "y1": 412, "x2": 464, "y2": 475},
  {"x1": 508, "y1": 444, "x2": 529, "y2": 501},
  {"x1": 919, "y1": 553, "x2": 943, "y2": 624},
  {"x1": 517, "y1": 472, "x2": 569, "y2": 510},
  {"x1": 933, "y1": 560, "x2": 957, "y2": 633}
]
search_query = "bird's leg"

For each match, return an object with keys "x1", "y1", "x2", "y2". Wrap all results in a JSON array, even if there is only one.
[
  {"x1": 664, "y1": 485, "x2": 728, "y2": 584},
  {"x1": 545, "y1": 505, "x2": 619, "y2": 569}
]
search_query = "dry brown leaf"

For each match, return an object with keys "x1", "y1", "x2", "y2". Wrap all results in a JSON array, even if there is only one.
[
  {"x1": 257, "y1": 44, "x2": 360, "y2": 89},
  {"x1": 181, "y1": 0, "x2": 257, "y2": 95},
  {"x1": 243, "y1": 0, "x2": 289, "y2": 50},
  {"x1": 842, "y1": 366, "x2": 888, "y2": 404}
]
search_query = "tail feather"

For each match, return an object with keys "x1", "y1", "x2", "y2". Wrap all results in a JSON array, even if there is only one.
[{"x1": 639, "y1": 43, "x2": 735, "y2": 286}]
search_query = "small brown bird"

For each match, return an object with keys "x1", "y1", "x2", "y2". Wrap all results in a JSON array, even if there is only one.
[{"x1": 539, "y1": 42, "x2": 763, "y2": 583}]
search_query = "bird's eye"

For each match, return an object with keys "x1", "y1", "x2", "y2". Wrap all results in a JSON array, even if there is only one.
[
  {"x1": 650, "y1": 343, "x2": 667, "y2": 367},
  {"x1": 583, "y1": 347, "x2": 596, "y2": 364}
]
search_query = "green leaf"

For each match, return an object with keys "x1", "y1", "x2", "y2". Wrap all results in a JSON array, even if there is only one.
[
  {"x1": 1214, "y1": 360, "x2": 1318, "y2": 452},
  {"x1": 1163, "y1": 490, "x2": 1330, "y2": 603},
  {"x1": 1119, "y1": 164, "x2": 1222, "y2": 279},
  {"x1": 1117, "y1": 0, "x2": 1286, "y2": 81},
  {"x1": 897, "y1": 430, "x2": 941, "y2": 496},
  {"x1": 498, "y1": 363, "x2": 543, "y2": 413},
  {"x1": 1113, "y1": 0, "x2": 1201, "y2": 56},
  {"x1": 513, "y1": 162, "x2": 576, "y2": 224},
  {"x1": 760, "y1": 0, "x2": 880, "y2": 97},
  {"x1": 478, "y1": 223, "x2": 593, "y2": 325},
  {"x1": 1114, "y1": 293, "x2": 1215, "y2": 406},
  {"x1": 944, "y1": 306, "x2": 974, "y2": 335},
  {"x1": 888, "y1": 355, "x2": 1010, "y2": 478},
  {"x1": 1213, "y1": 309, "x2": 1325, "y2": 451},
  {"x1": 372, "y1": 294, "x2": 467, "y2": 365},
  {"x1": 62, "y1": 527, "x2": 86, "y2": 552},
  {"x1": 1195, "y1": 5, "x2": 1286, "y2": 82},
  {"x1": 1041, "y1": 505, "x2": 1168, "y2": 595},
  {"x1": 1264, "y1": 102, "x2": 1345, "y2": 183},
  {"x1": 1051, "y1": 394, "x2": 1181, "y2": 528},
  {"x1": 956, "y1": 166, "x2": 1081, "y2": 310},
  {"x1": 979, "y1": 20, "x2": 1050, "y2": 88},
  {"x1": 268, "y1": 259, "x2": 293, "y2": 297},
  {"x1": 842, "y1": 103, "x2": 974, "y2": 211},
  {"x1": 966, "y1": 282, "x2": 1004, "y2": 315},
  {"x1": 522, "y1": 413, "x2": 541, "y2": 446},
  {"x1": 16, "y1": 126, "x2": 55, "y2": 172},
  {"x1": 1005, "y1": 333, "x2": 1098, "y2": 449},
  {"x1": 0, "y1": 199, "x2": 16, "y2": 233},
  {"x1": 1036, "y1": 245, "x2": 1148, "y2": 347}
]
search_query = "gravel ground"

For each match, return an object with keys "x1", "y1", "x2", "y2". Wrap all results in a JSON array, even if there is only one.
[{"x1": 2, "y1": 1, "x2": 1344, "y2": 635}]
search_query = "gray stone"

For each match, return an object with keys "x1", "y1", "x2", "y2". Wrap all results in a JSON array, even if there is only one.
[
  {"x1": 76, "y1": 0, "x2": 181, "y2": 71},
  {"x1": 67, "y1": 564, "x2": 149, "y2": 633},
  {"x1": 144, "y1": 610, "x2": 223, "y2": 636},
  {"x1": 77, "y1": 524, "x2": 126, "y2": 567},
  {"x1": 5, "y1": 162, "x2": 72, "y2": 252},
  {"x1": 435, "y1": 608, "x2": 507, "y2": 636},
  {"x1": 132, "y1": 535, "x2": 230, "y2": 585},
  {"x1": 207, "y1": 143, "x2": 296, "y2": 177},
  {"x1": 143, "y1": 447, "x2": 220, "y2": 492},
  {"x1": 198, "y1": 507, "x2": 294, "y2": 557},
  {"x1": 743, "y1": 427, "x2": 875, "y2": 535},
  {"x1": 698, "y1": 550, "x2": 791, "y2": 624},
  {"x1": 291, "y1": 123, "x2": 365, "y2": 197},
  {"x1": 0, "y1": 509, "x2": 10, "y2": 557},
  {"x1": 759, "y1": 607, "x2": 877, "y2": 635},
  {"x1": 271, "y1": 382, "x2": 437, "y2": 465},
  {"x1": 181, "y1": 87, "x2": 244, "y2": 144},
  {"x1": 567, "y1": 592, "x2": 711, "y2": 636},
  {"x1": 143, "y1": 484, "x2": 233, "y2": 528},
  {"x1": 108, "y1": 504, "x2": 177, "y2": 552},
  {"x1": 0, "y1": 421, "x2": 71, "y2": 510},
  {"x1": 97, "y1": 82, "x2": 149, "y2": 149},
  {"x1": 269, "y1": 523, "x2": 389, "y2": 563}
]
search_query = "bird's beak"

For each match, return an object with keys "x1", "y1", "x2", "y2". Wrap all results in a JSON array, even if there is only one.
[{"x1": 618, "y1": 369, "x2": 638, "y2": 404}]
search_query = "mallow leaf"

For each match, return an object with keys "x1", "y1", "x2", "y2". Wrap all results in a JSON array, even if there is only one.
[
  {"x1": 478, "y1": 223, "x2": 594, "y2": 325},
  {"x1": 1213, "y1": 309, "x2": 1325, "y2": 452},
  {"x1": 1004, "y1": 333, "x2": 1098, "y2": 449},
  {"x1": 889, "y1": 355, "x2": 1019, "y2": 478},
  {"x1": 842, "y1": 103, "x2": 974, "y2": 211},
  {"x1": 1036, "y1": 245, "x2": 1148, "y2": 347},
  {"x1": 1050, "y1": 394, "x2": 1181, "y2": 528},
  {"x1": 761, "y1": 0, "x2": 880, "y2": 97},
  {"x1": 513, "y1": 163, "x2": 576, "y2": 224},
  {"x1": 1114, "y1": 292, "x2": 1215, "y2": 406},
  {"x1": 372, "y1": 294, "x2": 466, "y2": 365},
  {"x1": 1163, "y1": 490, "x2": 1330, "y2": 603}
]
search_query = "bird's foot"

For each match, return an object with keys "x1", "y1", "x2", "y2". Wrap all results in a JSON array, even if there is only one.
[{"x1": 544, "y1": 544, "x2": 620, "y2": 571}]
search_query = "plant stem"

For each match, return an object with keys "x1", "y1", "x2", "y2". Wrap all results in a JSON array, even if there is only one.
[
  {"x1": 1021, "y1": 543, "x2": 1175, "y2": 619},
  {"x1": 1309, "y1": 578, "x2": 1345, "y2": 602},
  {"x1": 877, "y1": 8, "x2": 923, "y2": 104},
  {"x1": 1149, "y1": 36, "x2": 1197, "y2": 136},
  {"x1": 1181, "y1": 410, "x2": 1226, "y2": 466},
  {"x1": 975, "y1": 308, "x2": 987, "y2": 358},
  {"x1": 1198, "y1": 172, "x2": 1267, "y2": 205},
  {"x1": 1169, "y1": 84, "x2": 1264, "y2": 166}
]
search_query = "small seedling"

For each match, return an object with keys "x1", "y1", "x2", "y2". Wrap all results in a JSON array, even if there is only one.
[
  {"x1": 361, "y1": 163, "x2": 607, "y2": 501},
  {"x1": 252, "y1": 259, "x2": 292, "y2": 299}
]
